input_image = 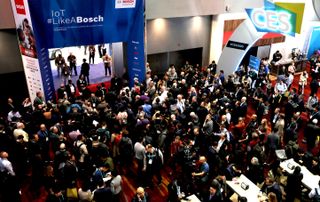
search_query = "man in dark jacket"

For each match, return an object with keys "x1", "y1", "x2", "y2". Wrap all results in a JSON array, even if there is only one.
[
  {"x1": 92, "y1": 180, "x2": 112, "y2": 202},
  {"x1": 80, "y1": 58, "x2": 90, "y2": 84},
  {"x1": 203, "y1": 180, "x2": 222, "y2": 202},
  {"x1": 132, "y1": 187, "x2": 150, "y2": 202}
]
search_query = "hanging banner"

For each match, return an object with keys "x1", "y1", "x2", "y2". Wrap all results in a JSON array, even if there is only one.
[
  {"x1": 10, "y1": 0, "x2": 47, "y2": 103},
  {"x1": 11, "y1": 0, "x2": 145, "y2": 100},
  {"x1": 307, "y1": 27, "x2": 320, "y2": 59}
]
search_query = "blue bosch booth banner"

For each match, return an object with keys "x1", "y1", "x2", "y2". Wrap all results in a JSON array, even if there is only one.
[
  {"x1": 307, "y1": 27, "x2": 320, "y2": 59},
  {"x1": 27, "y1": 0, "x2": 145, "y2": 99}
]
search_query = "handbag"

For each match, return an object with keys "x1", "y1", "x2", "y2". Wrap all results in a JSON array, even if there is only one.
[{"x1": 66, "y1": 187, "x2": 78, "y2": 199}]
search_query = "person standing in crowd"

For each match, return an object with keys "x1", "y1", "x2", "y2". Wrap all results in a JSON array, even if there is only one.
[
  {"x1": 110, "y1": 169, "x2": 122, "y2": 202},
  {"x1": 67, "y1": 52, "x2": 77, "y2": 76},
  {"x1": 287, "y1": 62, "x2": 296, "y2": 74},
  {"x1": 76, "y1": 74, "x2": 88, "y2": 96},
  {"x1": 61, "y1": 63, "x2": 71, "y2": 86},
  {"x1": 88, "y1": 45, "x2": 96, "y2": 64},
  {"x1": 92, "y1": 180, "x2": 112, "y2": 202},
  {"x1": 286, "y1": 166, "x2": 303, "y2": 202},
  {"x1": 80, "y1": 58, "x2": 90, "y2": 84},
  {"x1": 132, "y1": 187, "x2": 150, "y2": 202},
  {"x1": 0, "y1": 151, "x2": 20, "y2": 202},
  {"x1": 55, "y1": 54, "x2": 66, "y2": 77},
  {"x1": 33, "y1": 91, "x2": 45, "y2": 109},
  {"x1": 298, "y1": 70, "x2": 308, "y2": 94},
  {"x1": 134, "y1": 136, "x2": 145, "y2": 186},
  {"x1": 203, "y1": 180, "x2": 223, "y2": 202},
  {"x1": 144, "y1": 144, "x2": 163, "y2": 188},
  {"x1": 192, "y1": 156, "x2": 210, "y2": 197},
  {"x1": 65, "y1": 79, "x2": 77, "y2": 101},
  {"x1": 102, "y1": 53, "x2": 112, "y2": 77},
  {"x1": 272, "y1": 50, "x2": 282, "y2": 64}
]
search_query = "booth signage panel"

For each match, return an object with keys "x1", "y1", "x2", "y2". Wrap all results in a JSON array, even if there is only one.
[
  {"x1": 11, "y1": 0, "x2": 145, "y2": 100},
  {"x1": 226, "y1": 41, "x2": 249, "y2": 50},
  {"x1": 249, "y1": 55, "x2": 261, "y2": 72}
]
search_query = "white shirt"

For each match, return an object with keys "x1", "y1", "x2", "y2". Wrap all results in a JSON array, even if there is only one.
[
  {"x1": 176, "y1": 99, "x2": 185, "y2": 113},
  {"x1": 287, "y1": 74, "x2": 294, "y2": 86},
  {"x1": 0, "y1": 157, "x2": 15, "y2": 176},
  {"x1": 7, "y1": 111, "x2": 22, "y2": 122},
  {"x1": 111, "y1": 175, "x2": 122, "y2": 195},
  {"x1": 275, "y1": 82, "x2": 287, "y2": 94},
  {"x1": 309, "y1": 187, "x2": 320, "y2": 199},
  {"x1": 134, "y1": 142, "x2": 145, "y2": 160}
]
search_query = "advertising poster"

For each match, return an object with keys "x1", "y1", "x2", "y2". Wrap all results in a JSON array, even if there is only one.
[{"x1": 10, "y1": 0, "x2": 45, "y2": 103}]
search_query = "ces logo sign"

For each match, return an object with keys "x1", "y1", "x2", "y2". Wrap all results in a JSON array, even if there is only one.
[{"x1": 246, "y1": 0, "x2": 305, "y2": 36}]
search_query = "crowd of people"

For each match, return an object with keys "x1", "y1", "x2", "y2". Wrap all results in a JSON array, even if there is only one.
[{"x1": 0, "y1": 53, "x2": 320, "y2": 202}]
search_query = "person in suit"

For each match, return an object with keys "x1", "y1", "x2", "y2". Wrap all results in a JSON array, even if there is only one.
[
  {"x1": 88, "y1": 45, "x2": 96, "y2": 64},
  {"x1": 131, "y1": 187, "x2": 150, "y2": 202},
  {"x1": 92, "y1": 180, "x2": 112, "y2": 202},
  {"x1": 80, "y1": 59, "x2": 90, "y2": 84},
  {"x1": 203, "y1": 179, "x2": 222, "y2": 202},
  {"x1": 239, "y1": 97, "x2": 248, "y2": 119}
]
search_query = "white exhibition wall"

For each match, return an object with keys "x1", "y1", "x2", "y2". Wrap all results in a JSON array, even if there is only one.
[{"x1": 209, "y1": 12, "x2": 247, "y2": 64}]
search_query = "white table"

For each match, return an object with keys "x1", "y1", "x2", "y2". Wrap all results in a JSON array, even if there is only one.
[
  {"x1": 181, "y1": 194, "x2": 201, "y2": 202},
  {"x1": 280, "y1": 158, "x2": 320, "y2": 190},
  {"x1": 226, "y1": 174, "x2": 263, "y2": 202},
  {"x1": 300, "y1": 166, "x2": 320, "y2": 190},
  {"x1": 280, "y1": 158, "x2": 300, "y2": 174}
]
